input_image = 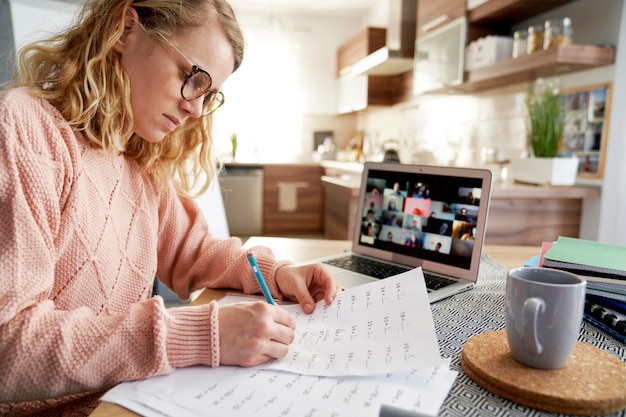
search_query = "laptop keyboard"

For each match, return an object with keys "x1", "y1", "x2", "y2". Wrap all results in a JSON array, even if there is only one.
[{"x1": 324, "y1": 255, "x2": 456, "y2": 291}]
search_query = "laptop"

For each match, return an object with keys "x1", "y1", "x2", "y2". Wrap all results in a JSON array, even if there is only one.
[{"x1": 308, "y1": 162, "x2": 492, "y2": 303}]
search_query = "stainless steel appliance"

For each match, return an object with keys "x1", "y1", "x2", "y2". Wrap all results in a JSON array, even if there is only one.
[{"x1": 220, "y1": 165, "x2": 264, "y2": 236}]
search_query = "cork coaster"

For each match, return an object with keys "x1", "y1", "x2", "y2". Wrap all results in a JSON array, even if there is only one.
[{"x1": 460, "y1": 330, "x2": 626, "y2": 415}]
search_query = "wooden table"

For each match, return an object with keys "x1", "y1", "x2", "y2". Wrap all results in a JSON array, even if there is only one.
[
  {"x1": 240, "y1": 237, "x2": 536, "y2": 269},
  {"x1": 91, "y1": 238, "x2": 539, "y2": 417}
]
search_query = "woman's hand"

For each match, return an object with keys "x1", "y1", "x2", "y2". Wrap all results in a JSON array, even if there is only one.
[
  {"x1": 275, "y1": 263, "x2": 341, "y2": 314},
  {"x1": 218, "y1": 301, "x2": 295, "y2": 367}
]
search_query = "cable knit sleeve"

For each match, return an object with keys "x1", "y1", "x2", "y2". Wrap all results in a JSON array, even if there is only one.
[{"x1": 154, "y1": 182, "x2": 293, "y2": 302}]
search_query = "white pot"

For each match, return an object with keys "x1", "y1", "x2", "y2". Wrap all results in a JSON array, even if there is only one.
[{"x1": 509, "y1": 156, "x2": 579, "y2": 186}]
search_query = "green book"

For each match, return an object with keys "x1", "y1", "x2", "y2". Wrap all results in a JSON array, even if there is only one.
[{"x1": 543, "y1": 236, "x2": 626, "y2": 279}]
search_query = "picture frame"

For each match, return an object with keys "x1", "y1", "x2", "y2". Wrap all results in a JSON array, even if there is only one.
[{"x1": 559, "y1": 83, "x2": 612, "y2": 179}]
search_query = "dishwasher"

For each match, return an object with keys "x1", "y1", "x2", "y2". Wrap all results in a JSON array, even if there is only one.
[{"x1": 219, "y1": 165, "x2": 264, "y2": 236}]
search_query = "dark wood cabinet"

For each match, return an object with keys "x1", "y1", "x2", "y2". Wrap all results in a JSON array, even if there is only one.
[
  {"x1": 467, "y1": 0, "x2": 575, "y2": 28},
  {"x1": 466, "y1": 0, "x2": 577, "y2": 43},
  {"x1": 336, "y1": 27, "x2": 386, "y2": 78},
  {"x1": 321, "y1": 162, "x2": 601, "y2": 244},
  {"x1": 417, "y1": 0, "x2": 465, "y2": 38},
  {"x1": 336, "y1": 28, "x2": 397, "y2": 113},
  {"x1": 322, "y1": 180, "x2": 359, "y2": 240},
  {"x1": 485, "y1": 183, "x2": 600, "y2": 245},
  {"x1": 320, "y1": 163, "x2": 362, "y2": 240},
  {"x1": 262, "y1": 165, "x2": 324, "y2": 236}
]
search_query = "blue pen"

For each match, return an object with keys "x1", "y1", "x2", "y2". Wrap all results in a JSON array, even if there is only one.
[{"x1": 246, "y1": 253, "x2": 276, "y2": 305}]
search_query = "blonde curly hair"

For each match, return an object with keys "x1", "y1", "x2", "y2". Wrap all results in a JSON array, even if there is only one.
[{"x1": 10, "y1": 0, "x2": 244, "y2": 197}]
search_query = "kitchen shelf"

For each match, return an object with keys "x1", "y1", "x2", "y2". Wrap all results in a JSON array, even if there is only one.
[
  {"x1": 450, "y1": 44, "x2": 616, "y2": 93},
  {"x1": 467, "y1": 0, "x2": 575, "y2": 25}
]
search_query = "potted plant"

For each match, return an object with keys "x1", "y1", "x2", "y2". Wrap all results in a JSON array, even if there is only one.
[
  {"x1": 509, "y1": 84, "x2": 579, "y2": 186},
  {"x1": 230, "y1": 132, "x2": 238, "y2": 160},
  {"x1": 526, "y1": 85, "x2": 563, "y2": 158}
]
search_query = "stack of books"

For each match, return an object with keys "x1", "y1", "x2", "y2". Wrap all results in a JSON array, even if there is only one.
[{"x1": 537, "y1": 236, "x2": 626, "y2": 343}]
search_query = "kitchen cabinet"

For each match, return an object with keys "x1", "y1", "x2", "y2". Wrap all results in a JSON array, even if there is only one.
[
  {"x1": 336, "y1": 75, "x2": 395, "y2": 113},
  {"x1": 337, "y1": 1, "x2": 417, "y2": 80},
  {"x1": 320, "y1": 162, "x2": 362, "y2": 240},
  {"x1": 412, "y1": 0, "x2": 467, "y2": 95},
  {"x1": 336, "y1": 27, "x2": 396, "y2": 113},
  {"x1": 220, "y1": 165, "x2": 264, "y2": 236},
  {"x1": 485, "y1": 182, "x2": 600, "y2": 245},
  {"x1": 467, "y1": 0, "x2": 575, "y2": 28},
  {"x1": 262, "y1": 164, "x2": 324, "y2": 236},
  {"x1": 413, "y1": 0, "x2": 615, "y2": 95},
  {"x1": 413, "y1": 16, "x2": 467, "y2": 94},
  {"x1": 336, "y1": 75, "x2": 368, "y2": 113},
  {"x1": 459, "y1": 0, "x2": 615, "y2": 93},
  {"x1": 416, "y1": 0, "x2": 465, "y2": 39},
  {"x1": 335, "y1": 3, "x2": 418, "y2": 114},
  {"x1": 322, "y1": 179, "x2": 360, "y2": 240},
  {"x1": 336, "y1": 27, "x2": 386, "y2": 78},
  {"x1": 318, "y1": 162, "x2": 601, "y2": 244}
]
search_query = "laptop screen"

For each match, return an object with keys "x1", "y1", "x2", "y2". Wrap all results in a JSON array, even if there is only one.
[{"x1": 354, "y1": 163, "x2": 492, "y2": 276}]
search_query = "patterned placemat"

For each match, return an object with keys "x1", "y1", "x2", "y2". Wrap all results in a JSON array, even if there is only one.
[
  {"x1": 461, "y1": 330, "x2": 626, "y2": 415},
  {"x1": 432, "y1": 253, "x2": 626, "y2": 417}
]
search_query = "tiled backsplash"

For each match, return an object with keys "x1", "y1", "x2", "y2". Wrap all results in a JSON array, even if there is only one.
[
  {"x1": 355, "y1": 65, "x2": 615, "y2": 171},
  {"x1": 357, "y1": 85, "x2": 529, "y2": 168}
]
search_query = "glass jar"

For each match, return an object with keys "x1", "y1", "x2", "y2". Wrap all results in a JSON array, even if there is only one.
[
  {"x1": 544, "y1": 17, "x2": 573, "y2": 49},
  {"x1": 513, "y1": 29, "x2": 528, "y2": 58},
  {"x1": 527, "y1": 24, "x2": 544, "y2": 54}
]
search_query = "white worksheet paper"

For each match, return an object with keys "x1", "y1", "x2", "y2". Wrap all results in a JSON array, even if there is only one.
[
  {"x1": 101, "y1": 267, "x2": 451, "y2": 416},
  {"x1": 256, "y1": 267, "x2": 442, "y2": 376},
  {"x1": 102, "y1": 359, "x2": 457, "y2": 417}
]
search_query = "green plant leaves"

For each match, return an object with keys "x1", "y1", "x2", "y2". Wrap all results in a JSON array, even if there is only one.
[{"x1": 526, "y1": 87, "x2": 564, "y2": 158}]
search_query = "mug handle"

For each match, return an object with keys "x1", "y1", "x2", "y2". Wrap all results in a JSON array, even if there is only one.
[{"x1": 522, "y1": 297, "x2": 545, "y2": 355}]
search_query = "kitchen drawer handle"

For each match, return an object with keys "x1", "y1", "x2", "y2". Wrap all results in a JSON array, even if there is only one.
[{"x1": 421, "y1": 14, "x2": 449, "y2": 33}]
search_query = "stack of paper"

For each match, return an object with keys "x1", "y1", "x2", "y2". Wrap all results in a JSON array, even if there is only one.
[
  {"x1": 102, "y1": 269, "x2": 457, "y2": 417},
  {"x1": 540, "y1": 236, "x2": 626, "y2": 343},
  {"x1": 543, "y1": 236, "x2": 626, "y2": 281},
  {"x1": 542, "y1": 236, "x2": 626, "y2": 297}
]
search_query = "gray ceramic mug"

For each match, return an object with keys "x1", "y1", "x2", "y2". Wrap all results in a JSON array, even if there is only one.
[{"x1": 505, "y1": 267, "x2": 586, "y2": 370}]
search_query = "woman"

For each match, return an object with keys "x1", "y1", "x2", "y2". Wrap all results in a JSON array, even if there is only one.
[{"x1": 0, "y1": 0, "x2": 339, "y2": 415}]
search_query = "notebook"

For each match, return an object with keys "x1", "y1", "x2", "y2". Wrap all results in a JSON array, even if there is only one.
[{"x1": 307, "y1": 162, "x2": 492, "y2": 303}]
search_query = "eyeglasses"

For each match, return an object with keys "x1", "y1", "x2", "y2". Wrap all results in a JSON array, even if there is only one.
[{"x1": 154, "y1": 31, "x2": 225, "y2": 116}]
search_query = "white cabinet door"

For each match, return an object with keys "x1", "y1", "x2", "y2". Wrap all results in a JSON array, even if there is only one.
[
  {"x1": 413, "y1": 17, "x2": 467, "y2": 95},
  {"x1": 336, "y1": 74, "x2": 368, "y2": 114}
]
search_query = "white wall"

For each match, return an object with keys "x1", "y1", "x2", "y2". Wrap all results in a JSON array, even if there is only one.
[
  {"x1": 0, "y1": 0, "x2": 15, "y2": 85},
  {"x1": 2, "y1": 0, "x2": 79, "y2": 85},
  {"x1": 597, "y1": 3, "x2": 626, "y2": 246},
  {"x1": 212, "y1": 10, "x2": 363, "y2": 162},
  {"x1": 9, "y1": 0, "x2": 79, "y2": 49}
]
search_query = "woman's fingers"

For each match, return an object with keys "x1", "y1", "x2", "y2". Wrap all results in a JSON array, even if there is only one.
[{"x1": 218, "y1": 301, "x2": 295, "y2": 367}]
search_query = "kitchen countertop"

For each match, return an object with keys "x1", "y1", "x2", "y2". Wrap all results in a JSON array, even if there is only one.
[
  {"x1": 221, "y1": 160, "x2": 601, "y2": 200},
  {"x1": 319, "y1": 160, "x2": 365, "y2": 173},
  {"x1": 491, "y1": 180, "x2": 600, "y2": 199},
  {"x1": 222, "y1": 161, "x2": 322, "y2": 168},
  {"x1": 319, "y1": 161, "x2": 601, "y2": 199}
]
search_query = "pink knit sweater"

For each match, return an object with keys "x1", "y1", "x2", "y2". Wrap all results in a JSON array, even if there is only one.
[{"x1": 0, "y1": 88, "x2": 290, "y2": 416}]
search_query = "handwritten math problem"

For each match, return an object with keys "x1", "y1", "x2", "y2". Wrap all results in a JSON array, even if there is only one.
[
  {"x1": 261, "y1": 268, "x2": 441, "y2": 376},
  {"x1": 124, "y1": 359, "x2": 455, "y2": 417}
]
